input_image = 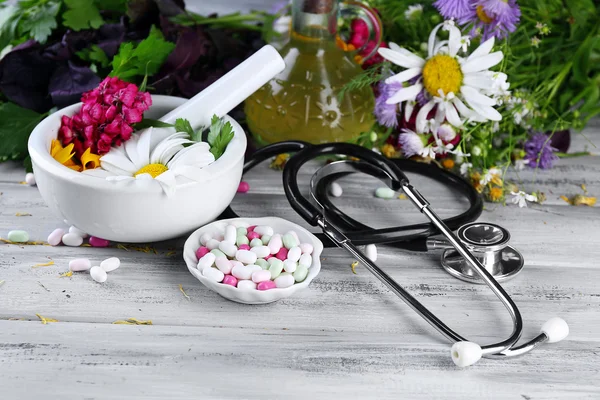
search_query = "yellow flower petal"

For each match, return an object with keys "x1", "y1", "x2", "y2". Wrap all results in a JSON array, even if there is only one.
[{"x1": 81, "y1": 148, "x2": 101, "y2": 170}]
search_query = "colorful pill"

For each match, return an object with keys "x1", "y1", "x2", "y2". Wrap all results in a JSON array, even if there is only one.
[
  {"x1": 222, "y1": 274, "x2": 238, "y2": 287},
  {"x1": 247, "y1": 231, "x2": 260, "y2": 240},
  {"x1": 257, "y1": 280, "x2": 276, "y2": 290},
  {"x1": 8, "y1": 230, "x2": 29, "y2": 243},
  {"x1": 275, "y1": 247, "x2": 288, "y2": 261},
  {"x1": 268, "y1": 234, "x2": 282, "y2": 254},
  {"x1": 275, "y1": 273, "x2": 295, "y2": 288},
  {"x1": 238, "y1": 244, "x2": 250, "y2": 251},
  {"x1": 47, "y1": 228, "x2": 64, "y2": 246},
  {"x1": 293, "y1": 265, "x2": 309, "y2": 282},
  {"x1": 195, "y1": 246, "x2": 209, "y2": 259},
  {"x1": 251, "y1": 269, "x2": 271, "y2": 283},
  {"x1": 237, "y1": 181, "x2": 250, "y2": 193},
  {"x1": 89, "y1": 236, "x2": 110, "y2": 247},
  {"x1": 69, "y1": 258, "x2": 91, "y2": 272},
  {"x1": 282, "y1": 233, "x2": 298, "y2": 249},
  {"x1": 215, "y1": 257, "x2": 233, "y2": 274}
]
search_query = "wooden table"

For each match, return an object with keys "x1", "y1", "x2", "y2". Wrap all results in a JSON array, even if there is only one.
[{"x1": 1, "y1": 118, "x2": 599, "y2": 399}]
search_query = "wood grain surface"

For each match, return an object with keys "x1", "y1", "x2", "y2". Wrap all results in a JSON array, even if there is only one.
[{"x1": 0, "y1": 1, "x2": 599, "y2": 395}]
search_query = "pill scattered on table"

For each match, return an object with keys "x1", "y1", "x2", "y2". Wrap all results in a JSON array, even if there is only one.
[
  {"x1": 8, "y1": 230, "x2": 29, "y2": 243},
  {"x1": 90, "y1": 266, "x2": 108, "y2": 283},
  {"x1": 237, "y1": 181, "x2": 250, "y2": 193},
  {"x1": 100, "y1": 257, "x2": 120, "y2": 272},
  {"x1": 69, "y1": 226, "x2": 88, "y2": 238},
  {"x1": 62, "y1": 232, "x2": 83, "y2": 247},
  {"x1": 69, "y1": 258, "x2": 92, "y2": 272},
  {"x1": 89, "y1": 236, "x2": 110, "y2": 247},
  {"x1": 197, "y1": 223, "x2": 314, "y2": 290},
  {"x1": 366, "y1": 244, "x2": 377, "y2": 262},
  {"x1": 47, "y1": 228, "x2": 64, "y2": 246},
  {"x1": 25, "y1": 173, "x2": 36, "y2": 186},
  {"x1": 375, "y1": 187, "x2": 396, "y2": 199}
]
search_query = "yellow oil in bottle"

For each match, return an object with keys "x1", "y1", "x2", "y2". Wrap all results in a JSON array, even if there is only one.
[{"x1": 245, "y1": 30, "x2": 375, "y2": 144}]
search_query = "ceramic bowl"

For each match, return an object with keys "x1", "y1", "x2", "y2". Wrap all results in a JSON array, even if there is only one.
[
  {"x1": 28, "y1": 95, "x2": 247, "y2": 242},
  {"x1": 183, "y1": 217, "x2": 323, "y2": 304}
]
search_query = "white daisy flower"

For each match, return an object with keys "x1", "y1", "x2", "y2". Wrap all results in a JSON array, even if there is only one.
[
  {"x1": 510, "y1": 191, "x2": 537, "y2": 208},
  {"x1": 377, "y1": 21, "x2": 505, "y2": 133},
  {"x1": 514, "y1": 159, "x2": 528, "y2": 171},
  {"x1": 83, "y1": 127, "x2": 215, "y2": 196},
  {"x1": 404, "y1": 4, "x2": 423, "y2": 20},
  {"x1": 459, "y1": 162, "x2": 472, "y2": 176},
  {"x1": 479, "y1": 167, "x2": 501, "y2": 185}
]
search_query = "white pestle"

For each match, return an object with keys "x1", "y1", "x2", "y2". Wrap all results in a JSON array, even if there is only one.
[{"x1": 159, "y1": 45, "x2": 285, "y2": 128}]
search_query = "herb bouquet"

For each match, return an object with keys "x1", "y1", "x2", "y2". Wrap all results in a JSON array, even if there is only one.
[{"x1": 346, "y1": 0, "x2": 599, "y2": 206}]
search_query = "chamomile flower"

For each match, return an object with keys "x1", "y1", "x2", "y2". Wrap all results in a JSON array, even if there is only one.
[
  {"x1": 479, "y1": 167, "x2": 501, "y2": 185},
  {"x1": 510, "y1": 191, "x2": 537, "y2": 208},
  {"x1": 405, "y1": 4, "x2": 424, "y2": 20},
  {"x1": 378, "y1": 21, "x2": 505, "y2": 134},
  {"x1": 460, "y1": 162, "x2": 473, "y2": 176},
  {"x1": 83, "y1": 127, "x2": 215, "y2": 196}
]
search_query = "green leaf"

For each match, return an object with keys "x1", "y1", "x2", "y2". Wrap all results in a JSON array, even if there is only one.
[
  {"x1": 0, "y1": 102, "x2": 44, "y2": 161},
  {"x1": 94, "y1": 0, "x2": 127, "y2": 13},
  {"x1": 109, "y1": 25, "x2": 175, "y2": 81},
  {"x1": 76, "y1": 45, "x2": 110, "y2": 68},
  {"x1": 207, "y1": 115, "x2": 223, "y2": 146},
  {"x1": 135, "y1": 119, "x2": 174, "y2": 130},
  {"x1": 208, "y1": 116, "x2": 234, "y2": 160},
  {"x1": 174, "y1": 118, "x2": 196, "y2": 139},
  {"x1": 63, "y1": 0, "x2": 104, "y2": 31},
  {"x1": 16, "y1": 1, "x2": 60, "y2": 44}
]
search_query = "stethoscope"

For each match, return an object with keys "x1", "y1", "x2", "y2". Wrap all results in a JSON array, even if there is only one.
[{"x1": 220, "y1": 141, "x2": 569, "y2": 367}]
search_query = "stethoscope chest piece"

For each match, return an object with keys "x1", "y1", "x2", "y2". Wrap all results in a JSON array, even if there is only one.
[{"x1": 440, "y1": 222, "x2": 524, "y2": 284}]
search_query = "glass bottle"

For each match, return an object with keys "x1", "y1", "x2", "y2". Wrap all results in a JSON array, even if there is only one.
[{"x1": 245, "y1": 0, "x2": 381, "y2": 144}]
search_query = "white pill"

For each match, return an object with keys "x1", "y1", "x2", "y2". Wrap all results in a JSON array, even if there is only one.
[
  {"x1": 100, "y1": 257, "x2": 120, "y2": 272},
  {"x1": 69, "y1": 226, "x2": 88, "y2": 238},
  {"x1": 268, "y1": 234, "x2": 282, "y2": 254},
  {"x1": 237, "y1": 280, "x2": 257, "y2": 290},
  {"x1": 254, "y1": 225, "x2": 274, "y2": 237},
  {"x1": 230, "y1": 260, "x2": 244, "y2": 269},
  {"x1": 215, "y1": 257, "x2": 233, "y2": 274},
  {"x1": 275, "y1": 273, "x2": 295, "y2": 288},
  {"x1": 235, "y1": 249, "x2": 257, "y2": 265},
  {"x1": 283, "y1": 260, "x2": 297, "y2": 273},
  {"x1": 251, "y1": 245, "x2": 270, "y2": 259},
  {"x1": 219, "y1": 241, "x2": 238, "y2": 258},
  {"x1": 251, "y1": 269, "x2": 271, "y2": 283},
  {"x1": 90, "y1": 266, "x2": 107, "y2": 283},
  {"x1": 329, "y1": 182, "x2": 342, "y2": 197},
  {"x1": 200, "y1": 232, "x2": 212, "y2": 246},
  {"x1": 365, "y1": 244, "x2": 377, "y2": 262},
  {"x1": 206, "y1": 238, "x2": 221, "y2": 250},
  {"x1": 299, "y1": 253, "x2": 312, "y2": 268},
  {"x1": 69, "y1": 258, "x2": 91, "y2": 272},
  {"x1": 47, "y1": 228, "x2": 64, "y2": 246},
  {"x1": 287, "y1": 246, "x2": 301, "y2": 262},
  {"x1": 197, "y1": 253, "x2": 216, "y2": 270},
  {"x1": 62, "y1": 232, "x2": 83, "y2": 247},
  {"x1": 249, "y1": 264, "x2": 263, "y2": 273},
  {"x1": 299, "y1": 243, "x2": 313, "y2": 255},
  {"x1": 287, "y1": 230, "x2": 300, "y2": 243},
  {"x1": 224, "y1": 224, "x2": 237, "y2": 244},
  {"x1": 25, "y1": 172, "x2": 36, "y2": 186},
  {"x1": 203, "y1": 267, "x2": 224, "y2": 282},
  {"x1": 232, "y1": 264, "x2": 255, "y2": 280},
  {"x1": 212, "y1": 231, "x2": 224, "y2": 241}
]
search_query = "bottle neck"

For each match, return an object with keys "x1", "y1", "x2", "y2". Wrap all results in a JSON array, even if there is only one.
[{"x1": 292, "y1": 0, "x2": 338, "y2": 40}]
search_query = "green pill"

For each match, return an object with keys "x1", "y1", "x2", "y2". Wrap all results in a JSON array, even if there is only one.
[
  {"x1": 236, "y1": 227, "x2": 248, "y2": 236},
  {"x1": 236, "y1": 235, "x2": 249, "y2": 246},
  {"x1": 261, "y1": 235, "x2": 271, "y2": 245},
  {"x1": 293, "y1": 265, "x2": 309, "y2": 282},
  {"x1": 250, "y1": 238, "x2": 263, "y2": 247},
  {"x1": 210, "y1": 249, "x2": 227, "y2": 259},
  {"x1": 269, "y1": 259, "x2": 284, "y2": 279},
  {"x1": 255, "y1": 259, "x2": 270, "y2": 270},
  {"x1": 375, "y1": 187, "x2": 395, "y2": 199},
  {"x1": 282, "y1": 233, "x2": 298, "y2": 249},
  {"x1": 8, "y1": 230, "x2": 29, "y2": 243}
]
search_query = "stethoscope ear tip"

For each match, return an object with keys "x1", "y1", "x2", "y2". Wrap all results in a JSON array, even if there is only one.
[
  {"x1": 541, "y1": 317, "x2": 570, "y2": 343},
  {"x1": 451, "y1": 341, "x2": 482, "y2": 368}
]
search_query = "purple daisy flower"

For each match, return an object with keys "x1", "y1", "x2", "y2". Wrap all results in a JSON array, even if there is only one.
[
  {"x1": 434, "y1": 0, "x2": 472, "y2": 20},
  {"x1": 459, "y1": 0, "x2": 521, "y2": 40},
  {"x1": 374, "y1": 80, "x2": 402, "y2": 128},
  {"x1": 524, "y1": 133, "x2": 558, "y2": 169}
]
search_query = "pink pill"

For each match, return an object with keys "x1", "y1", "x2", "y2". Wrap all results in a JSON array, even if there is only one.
[
  {"x1": 237, "y1": 181, "x2": 250, "y2": 193},
  {"x1": 222, "y1": 275, "x2": 238, "y2": 287},
  {"x1": 195, "y1": 246, "x2": 209, "y2": 259},
  {"x1": 264, "y1": 254, "x2": 273, "y2": 260},
  {"x1": 247, "y1": 231, "x2": 260, "y2": 240},
  {"x1": 238, "y1": 244, "x2": 250, "y2": 250},
  {"x1": 275, "y1": 247, "x2": 288, "y2": 260},
  {"x1": 89, "y1": 236, "x2": 110, "y2": 247},
  {"x1": 257, "y1": 280, "x2": 276, "y2": 290},
  {"x1": 247, "y1": 226, "x2": 256, "y2": 232}
]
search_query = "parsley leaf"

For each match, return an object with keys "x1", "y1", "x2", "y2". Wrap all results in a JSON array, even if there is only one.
[
  {"x1": 174, "y1": 118, "x2": 196, "y2": 139},
  {"x1": 13, "y1": 0, "x2": 61, "y2": 44},
  {"x1": 0, "y1": 102, "x2": 45, "y2": 161},
  {"x1": 109, "y1": 26, "x2": 176, "y2": 81},
  {"x1": 76, "y1": 45, "x2": 110, "y2": 68},
  {"x1": 62, "y1": 0, "x2": 104, "y2": 31},
  {"x1": 208, "y1": 116, "x2": 235, "y2": 160}
]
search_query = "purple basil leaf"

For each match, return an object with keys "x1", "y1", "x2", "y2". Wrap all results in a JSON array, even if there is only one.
[
  {"x1": 548, "y1": 129, "x2": 571, "y2": 153},
  {"x1": 48, "y1": 61, "x2": 101, "y2": 108},
  {"x1": 96, "y1": 20, "x2": 127, "y2": 58},
  {"x1": 0, "y1": 40, "x2": 56, "y2": 112}
]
